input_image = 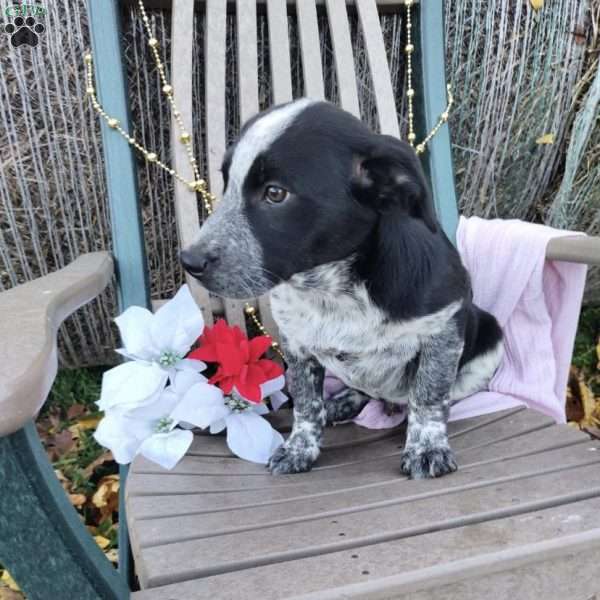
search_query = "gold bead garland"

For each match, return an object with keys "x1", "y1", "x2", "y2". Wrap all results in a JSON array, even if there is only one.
[
  {"x1": 84, "y1": 0, "x2": 454, "y2": 363},
  {"x1": 403, "y1": 0, "x2": 453, "y2": 154}
]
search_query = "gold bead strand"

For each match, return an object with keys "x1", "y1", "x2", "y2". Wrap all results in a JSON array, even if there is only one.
[
  {"x1": 403, "y1": 0, "x2": 454, "y2": 156},
  {"x1": 404, "y1": 0, "x2": 416, "y2": 147},
  {"x1": 245, "y1": 306, "x2": 285, "y2": 360},
  {"x1": 83, "y1": 53, "x2": 195, "y2": 191},
  {"x1": 135, "y1": 0, "x2": 208, "y2": 201}
]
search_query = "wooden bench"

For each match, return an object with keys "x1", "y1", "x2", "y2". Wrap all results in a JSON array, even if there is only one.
[{"x1": 1, "y1": 1, "x2": 600, "y2": 599}]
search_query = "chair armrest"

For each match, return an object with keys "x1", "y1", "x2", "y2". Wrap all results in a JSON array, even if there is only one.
[
  {"x1": 0, "y1": 253, "x2": 114, "y2": 437},
  {"x1": 546, "y1": 235, "x2": 600, "y2": 265}
]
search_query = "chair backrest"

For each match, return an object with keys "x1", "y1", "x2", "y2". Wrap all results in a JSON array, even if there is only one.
[{"x1": 92, "y1": 0, "x2": 459, "y2": 341}]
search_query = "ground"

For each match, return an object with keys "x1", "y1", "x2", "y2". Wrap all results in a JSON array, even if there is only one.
[{"x1": 0, "y1": 307, "x2": 598, "y2": 599}]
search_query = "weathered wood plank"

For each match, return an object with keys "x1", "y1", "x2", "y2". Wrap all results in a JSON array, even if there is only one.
[
  {"x1": 355, "y1": 0, "x2": 399, "y2": 136},
  {"x1": 204, "y1": 0, "x2": 248, "y2": 332},
  {"x1": 133, "y1": 441, "x2": 600, "y2": 548},
  {"x1": 132, "y1": 514, "x2": 600, "y2": 599},
  {"x1": 138, "y1": 464, "x2": 600, "y2": 587},
  {"x1": 236, "y1": 0, "x2": 259, "y2": 122},
  {"x1": 126, "y1": 416, "x2": 587, "y2": 498},
  {"x1": 266, "y1": 0, "x2": 293, "y2": 104},
  {"x1": 325, "y1": 0, "x2": 360, "y2": 116},
  {"x1": 171, "y1": 0, "x2": 213, "y2": 324},
  {"x1": 296, "y1": 0, "x2": 325, "y2": 99}
]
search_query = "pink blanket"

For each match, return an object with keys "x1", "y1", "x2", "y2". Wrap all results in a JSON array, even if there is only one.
[{"x1": 324, "y1": 217, "x2": 588, "y2": 427}]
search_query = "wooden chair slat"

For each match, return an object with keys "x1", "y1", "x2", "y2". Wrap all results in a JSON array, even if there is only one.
[
  {"x1": 129, "y1": 441, "x2": 600, "y2": 550},
  {"x1": 296, "y1": 0, "x2": 325, "y2": 99},
  {"x1": 355, "y1": 0, "x2": 400, "y2": 136},
  {"x1": 127, "y1": 416, "x2": 598, "y2": 590},
  {"x1": 205, "y1": 0, "x2": 248, "y2": 332},
  {"x1": 127, "y1": 423, "x2": 588, "y2": 519},
  {"x1": 325, "y1": 0, "x2": 360, "y2": 116},
  {"x1": 266, "y1": 0, "x2": 294, "y2": 104},
  {"x1": 171, "y1": 0, "x2": 213, "y2": 324},
  {"x1": 236, "y1": 0, "x2": 260, "y2": 123}
]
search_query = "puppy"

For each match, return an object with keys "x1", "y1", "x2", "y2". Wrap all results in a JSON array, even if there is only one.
[{"x1": 181, "y1": 99, "x2": 503, "y2": 479}]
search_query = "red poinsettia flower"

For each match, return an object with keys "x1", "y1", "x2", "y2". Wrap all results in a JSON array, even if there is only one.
[{"x1": 188, "y1": 319, "x2": 283, "y2": 403}]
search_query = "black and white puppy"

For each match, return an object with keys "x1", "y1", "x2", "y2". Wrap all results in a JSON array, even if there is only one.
[{"x1": 181, "y1": 99, "x2": 503, "y2": 479}]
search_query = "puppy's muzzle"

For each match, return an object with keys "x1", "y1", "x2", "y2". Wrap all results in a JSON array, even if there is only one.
[{"x1": 180, "y1": 246, "x2": 219, "y2": 279}]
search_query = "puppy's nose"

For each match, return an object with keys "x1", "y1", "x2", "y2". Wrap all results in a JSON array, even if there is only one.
[{"x1": 180, "y1": 248, "x2": 219, "y2": 276}]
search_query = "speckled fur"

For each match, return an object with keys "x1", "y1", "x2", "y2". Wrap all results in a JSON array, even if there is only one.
[
  {"x1": 269, "y1": 258, "x2": 498, "y2": 477},
  {"x1": 181, "y1": 100, "x2": 504, "y2": 479}
]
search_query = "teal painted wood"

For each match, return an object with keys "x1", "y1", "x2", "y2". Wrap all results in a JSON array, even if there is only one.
[
  {"x1": 414, "y1": 2, "x2": 459, "y2": 242},
  {"x1": 87, "y1": 0, "x2": 152, "y2": 583},
  {"x1": 87, "y1": 0, "x2": 150, "y2": 311},
  {"x1": 0, "y1": 422, "x2": 130, "y2": 600}
]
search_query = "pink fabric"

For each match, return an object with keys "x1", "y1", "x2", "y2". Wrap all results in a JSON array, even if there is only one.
[{"x1": 325, "y1": 217, "x2": 588, "y2": 428}]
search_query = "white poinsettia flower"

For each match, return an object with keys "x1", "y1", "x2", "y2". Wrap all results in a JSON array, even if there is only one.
[
  {"x1": 94, "y1": 370, "x2": 209, "y2": 469},
  {"x1": 114, "y1": 285, "x2": 206, "y2": 373},
  {"x1": 178, "y1": 383, "x2": 284, "y2": 464},
  {"x1": 260, "y1": 375, "x2": 288, "y2": 410}
]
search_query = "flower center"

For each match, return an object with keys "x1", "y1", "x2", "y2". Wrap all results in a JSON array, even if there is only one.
[
  {"x1": 225, "y1": 396, "x2": 252, "y2": 413},
  {"x1": 158, "y1": 350, "x2": 182, "y2": 367},
  {"x1": 155, "y1": 416, "x2": 174, "y2": 433}
]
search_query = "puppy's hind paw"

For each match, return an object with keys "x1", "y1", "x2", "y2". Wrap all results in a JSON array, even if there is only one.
[
  {"x1": 400, "y1": 445, "x2": 457, "y2": 479},
  {"x1": 268, "y1": 442, "x2": 315, "y2": 475}
]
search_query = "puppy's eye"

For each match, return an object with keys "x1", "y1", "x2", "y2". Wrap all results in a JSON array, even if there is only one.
[{"x1": 264, "y1": 185, "x2": 288, "y2": 204}]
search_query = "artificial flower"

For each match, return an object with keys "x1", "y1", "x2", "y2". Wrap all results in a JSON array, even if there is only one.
[
  {"x1": 189, "y1": 319, "x2": 284, "y2": 403},
  {"x1": 98, "y1": 285, "x2": 206, "y2": 415},
  {"x1": 179, "y1": 384, "x2": 284, "y2": 464},
  {"x1": 115, "y1": 284, "x2": 206, "y2": 374},
  {"x1": 94, "y1": 370, "x2": 211, "y2": 469}
]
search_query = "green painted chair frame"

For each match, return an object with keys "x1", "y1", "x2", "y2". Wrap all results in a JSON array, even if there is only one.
[{"x1": 1, "y1": 1, "x2": 599, "y2": 599}]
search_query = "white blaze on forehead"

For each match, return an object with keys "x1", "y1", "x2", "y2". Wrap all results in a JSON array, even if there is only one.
[{"x1": 227, "y1": 98, "x2": 316, "y2": 193}]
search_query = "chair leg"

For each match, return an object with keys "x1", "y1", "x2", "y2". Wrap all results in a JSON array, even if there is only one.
[{"x1": 0, "y1": 422, "x2": 130, "y2": 600}]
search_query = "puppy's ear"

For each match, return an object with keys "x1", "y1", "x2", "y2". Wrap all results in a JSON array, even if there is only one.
[{"x1": 351, "y1": 135, "x2": 438, "y2": 233}]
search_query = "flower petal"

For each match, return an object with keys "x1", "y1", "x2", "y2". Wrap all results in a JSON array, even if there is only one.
[
  {"x1": 151, "y1": 285, "x2": 205, "y2": 356},
  {"x1": 175, "y1": 358, "x2": 207, "y2": 373},
  {"x1": 260, "y1": 375, "x2": 286, "y2": 400},
  {"x1": 93, "y1": 413, "x2": 151, "y2": 464},
  {"x1": 173, "y1": 382, "x2": 229, "y2": 429},
  {"x1": 98, "y1": 362, "x2": 167, "y2": 413},
  {"x1": 248, "y1": 336, "x2": 272, "y2": 362},
  {"x1": 225, "y1": 411, "x2": 279, "y2": 464},
  {"x1": 114, "y1": 306, "x2": 155, "y2": 360},
  {"x1": 169, "y1": 369, "x2": 208, "y2": 396},
  {"x1": 269, "y1": 390, "x2": 289, "y2": 411},
  {"x1": 138, "y1": 430, "x2": 194, "y2": 470},
  {"x1": 209, "y1": 418, "x2": 227, "y2": 434},
  {"x1": 234, "y1": 378, "x2": 262, "y2": 404},
  {"x1": 251, "y1": 402, "x2": 270, "y2": 416}
]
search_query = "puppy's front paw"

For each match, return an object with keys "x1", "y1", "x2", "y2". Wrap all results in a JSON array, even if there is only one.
[
  {"x1": 400, "y1": 444, "x2": 457, "y2": 479},
  {"x1": 268, "y1": 437, "x2": 317, "y2": 475}
]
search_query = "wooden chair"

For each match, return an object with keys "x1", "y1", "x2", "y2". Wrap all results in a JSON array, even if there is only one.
[{"x1": 1, "y1": 1, "x2": 600, "y2": 598}]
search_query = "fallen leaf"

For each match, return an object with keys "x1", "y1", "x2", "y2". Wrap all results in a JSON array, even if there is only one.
[
  {"x1": 0, "y1": 572, "x2": 19, "y2": 592},
  {"x1": 52, "y1": 429, "x2": 75, "y2": 455},
  {"x1": 105, "y1": 548, "x2": 119, "y2": 564},
  {"x1": 536, "y1": 133, "x2": 555, "y2": 144},
  {"x1": 77, "y1": 416, "x2": 102, "y2": 430},
  {"x1": 94, "y1": 535, "x2": 111, "y2": 550},
  {"x1": 67, "y1": 404, "x2": 86, "y2": 419},
  {"x1": 530, "y1": 0, "x2": 543, "y2": 10},
  {"x1": 92, "y1": 474, "x2": 120, "y2": 518},
  {"x1": 579, "y1": 379, "x2": 598, "y2": 420},
  {"x1": 69, "y1": 493, "x2": 88, "y2": 508},
  {"x1": 83, "y1": 450, "x2": 114, "y2": 478}
]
